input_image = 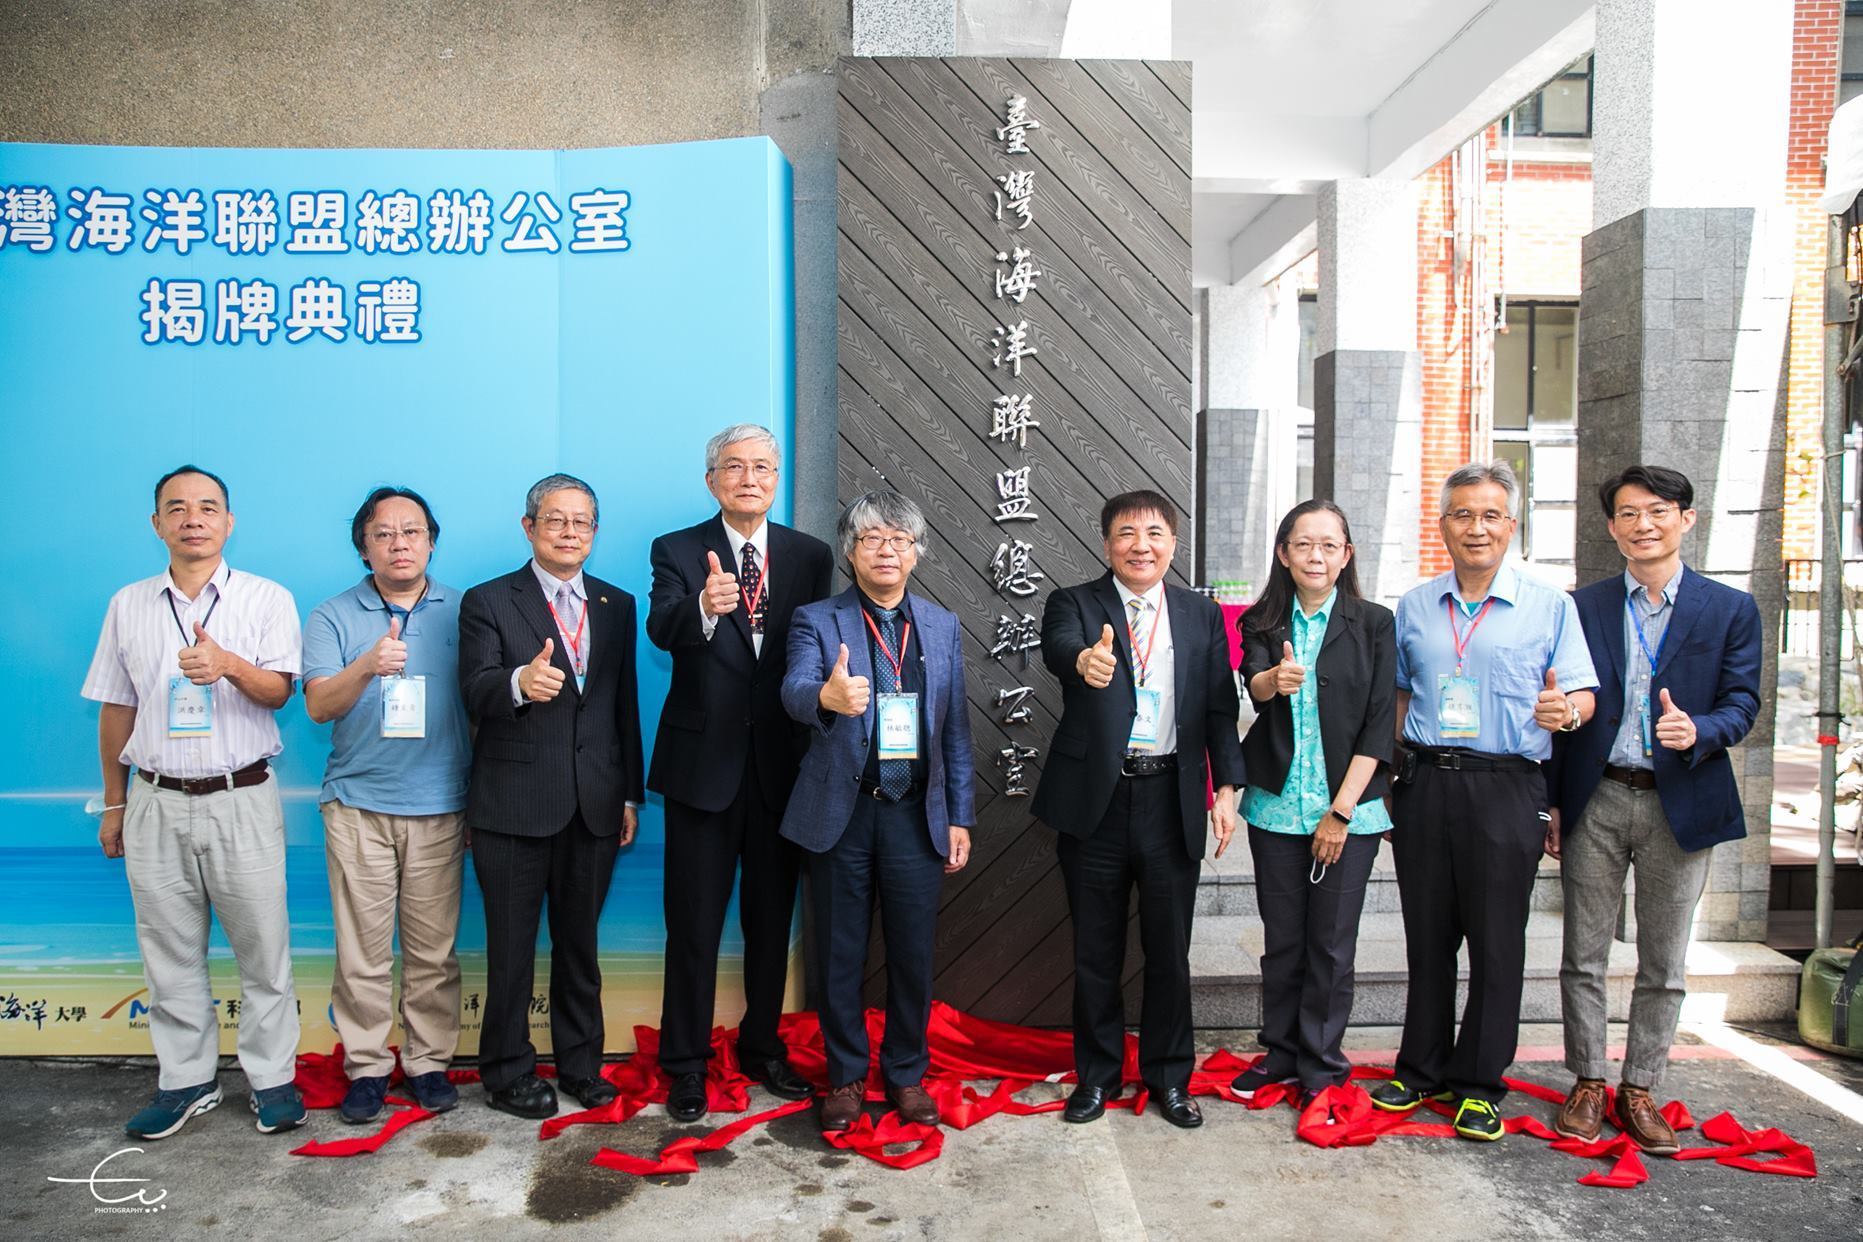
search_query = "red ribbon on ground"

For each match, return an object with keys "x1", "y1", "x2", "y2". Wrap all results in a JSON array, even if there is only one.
[{"x1": 290, "y1": 1004, "x2": 1820, "y2": 1189}]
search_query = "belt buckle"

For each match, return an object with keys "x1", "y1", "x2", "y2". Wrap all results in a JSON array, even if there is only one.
[{"x1": 1443, "y1": 751, "x2": 1462, "y2": 771}]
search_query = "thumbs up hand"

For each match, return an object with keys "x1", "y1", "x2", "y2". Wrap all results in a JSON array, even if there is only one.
[
  {"x1": 519, "y1": 637, "x2": 565, "y2": 703},
  {"x1": 701, "y1": 550, "x2": 740, "y2": 618},
  {"x1": 177, "y1": 620, "x2": 231, "y2": 686},
  {"x1": 1534, "y1": 667, "x2": 1574, "y2": 732},
  {"x1": 1654, "y1": 687, "x2": 1696, "y2": 751},
  {"x1": 819, "y1": 643, "x2": 871, "y2": 716},
  {"x1": 369, "y1": 615, "x2": 409, "y2": 677},
  {"x1": 1271, "y1": 639, "x2": 1307, "y2": 696},
  {"x1": 1077, "y1": 623, "x2": 1118, "y2": 689}
]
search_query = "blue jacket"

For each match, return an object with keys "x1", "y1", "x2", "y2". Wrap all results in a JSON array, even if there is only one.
[
  {"x1": 778, "y1": 587, "x2": 975, "y2": 855},
  {"x1": 1547, "y1": 566, "x2": 1762, "y2": 852}
]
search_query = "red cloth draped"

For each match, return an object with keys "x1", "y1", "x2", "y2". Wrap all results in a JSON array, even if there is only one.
[{"x1": 290, "y1": 1005, "x2": 1818, "y2": 1191}]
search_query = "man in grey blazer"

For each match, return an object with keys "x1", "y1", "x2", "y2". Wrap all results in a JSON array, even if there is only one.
[{"x1": 779, "y1": 491, "x2": 974, "y2": 1135}]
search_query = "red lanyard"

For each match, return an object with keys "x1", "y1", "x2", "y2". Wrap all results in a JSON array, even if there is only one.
[
  {"x1": 1125, "y1": 597, "x2": 1162, "y2": 687},
  {"x1": 741, "y1": 543, "x2": 770, "y2": 619},
  {"x1": 1445, "y1": 595, "x2": 1494, "y2": 675},
  {"x1": 548, "y1": 594, "x2": 589, "y2": 674},
  {"x1": 861, "y1": 609, "x2": 911, "y2": 683}
]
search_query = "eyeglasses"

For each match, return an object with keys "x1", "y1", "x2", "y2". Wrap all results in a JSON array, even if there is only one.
[
  {"x1": 1285, "y1": 540, "x2": 1346, "y2": 558},
  {"x1": 536, "y1": 514, "x2": 596, "y2": 536},
  {"x1": 365, "y1": 526, "x2": 430, "y2": 547},
  {"x1": 856, "y1": 534, "x2": 916, "y2": 553},
  {"x1": 1444, "y1": 509, "x2": 1514, "y2": 529},
  {"x1": 1614, "y1": 504, "x2": 1678, "y2": 524},
  {"x1": 712, "y1": 461, "x2": 777, "y2": 480}
]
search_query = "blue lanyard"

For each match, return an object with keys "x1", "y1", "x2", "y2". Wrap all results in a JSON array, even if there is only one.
[{"x1": 1624, "y1": 590, "x2": 1669, "y2": 672}]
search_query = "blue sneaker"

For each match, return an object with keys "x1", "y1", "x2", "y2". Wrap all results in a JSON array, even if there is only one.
[
  {"x1": 405, "y1": 1071, "x2": 460, "y2": 1114},
  {"x1": 125, "y1": 1081, "x2": 222, "y2": 1140},
  {"x1": 250, "y1": 1083, "x2": 307, "y2": 1134},
  {"x1": 339, "y1": 1075, "x2": 390, "y2": 1125}
]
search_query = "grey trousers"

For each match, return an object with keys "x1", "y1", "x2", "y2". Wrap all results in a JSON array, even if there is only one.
[
  {"x1": 124, "y1": 774, "x2": 300, "y2": 1091},
  {"x1": 1559, "y1": 776, "x2": 1712, "y2": 1089}
]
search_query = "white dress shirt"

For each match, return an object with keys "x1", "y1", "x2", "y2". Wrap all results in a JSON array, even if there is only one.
[
  {"x1": 509, "y1": 560, "x2": 590, "y2": 703},
  {"x1": 701, "y1": 519, "x2": 769, "y2": 656},
  {"x1": 1113, "y1": 577, "x2": 1177, "y2": 756}
]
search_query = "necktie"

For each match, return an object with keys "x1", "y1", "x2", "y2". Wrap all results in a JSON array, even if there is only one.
[
  {"x1": 875, "y1": 607, "x2": 912, "y2": 800},
  {"x1": 1127, "y1": 597, "x2": 1149, "y2": 687},
  {"x1": 741, "y1": 542, "x2": 766, "y2": 634},
  {"x1": 555, "y1": 584, "x2": 585, "y2": 677}
]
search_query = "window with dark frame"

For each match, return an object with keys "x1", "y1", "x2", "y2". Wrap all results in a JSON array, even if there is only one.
[
  {"x1": 1492, "y1": 301, "x2": 1579, "y2": 569},
  {"x1": 1844, "y1": 3, "x2": 1863, "y2": 107},
  {"x1": 1509, "y1": 55, "x2": 1594, "y2": 139}
]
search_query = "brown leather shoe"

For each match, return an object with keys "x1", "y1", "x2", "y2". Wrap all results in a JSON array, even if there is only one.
[
  {"x1": 1615, "y1": 1085, "x2": 1679, "y2": 1155},
  {"x1": 886, "y1": 1081, "x2": 940, "y2": 1126},
  {"x1": 819, "y1": 1082, "x2": 865, "y2": 1133},
  {"x1": 1553, "y1": 1077, "x2": 1608, "y2": 1142}
]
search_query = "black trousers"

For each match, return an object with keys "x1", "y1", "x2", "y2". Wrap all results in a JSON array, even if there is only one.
[
  {"x1": 470, "y1": 813, "x2": 620, "y2": 1092},
  {"x1": 809, "y1": 791, "x2": 944, "y2": 1089},
  {"x1": 1057, "y1": 772, "x2": 1197, "y2": 1092},
  {"x1": 658, "y1": 761, "x2": 802, "y2": 1076},
  {"x1": 1249, "y1": 825, "x2": 1380, "y2": 1091},
  {"x1": 1390, "y1": 760, "x2": 1546, "y2": 1103}
]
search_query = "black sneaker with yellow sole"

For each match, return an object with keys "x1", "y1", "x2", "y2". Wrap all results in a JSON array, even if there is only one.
[
  {"x1": 1452, "y1": 1097, "x2": 1504, "y2": 1141},
  {"x1": 1367, "y1": 1079, "x2": 1454, "y2": 1113}
]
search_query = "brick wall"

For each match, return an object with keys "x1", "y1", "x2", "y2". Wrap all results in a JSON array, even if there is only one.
[{"x1": 1784, "y1": 0, "x2": 1841, "y2": 560}]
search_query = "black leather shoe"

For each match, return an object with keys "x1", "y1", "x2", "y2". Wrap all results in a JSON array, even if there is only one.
[
  {"x1": 558, "y1": 1073, "x2": 618, "y2": 1109},
  {"x1": 1153, "y1": 1086, "x2": 1202, "y2": 1129},
  {"x1": 485, "y1": 1072, "x2": 557, "y2": 1120},
  {"x1": 667, "y1": 1071, "x2": 708, "y2": 1122},
  {"x1": 745, "y1": 1057, "x2": 814, "y2": 1101},
  {"x1": 1063, "y1": 1084, "x2": 1116, "y2": 1124}
]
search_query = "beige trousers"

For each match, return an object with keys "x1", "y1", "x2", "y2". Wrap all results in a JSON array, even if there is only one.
[{"x1": 321, "y1": 800, "x2": 465, "y2": 1078}]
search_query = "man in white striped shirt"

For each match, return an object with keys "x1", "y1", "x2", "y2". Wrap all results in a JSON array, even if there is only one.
[{"x1": 82, "y1": 465, "x2": 307, "y2": 1140}]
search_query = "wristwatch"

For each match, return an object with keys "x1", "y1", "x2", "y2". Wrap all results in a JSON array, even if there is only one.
[
  {"x1": 1327, "y1": 806, "x2": 1353, "y2": 827},
  {"x1": 1559, "y1": 697, "x2": 1583, "y2": 732}
]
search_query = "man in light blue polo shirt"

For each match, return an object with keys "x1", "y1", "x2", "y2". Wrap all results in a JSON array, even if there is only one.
[
  {"x1": 1369, "y1": 460, "x2": 1598, "y2": 1142},
  {"x1": 303, "y1": 486, "x2": 471, "y2": 1124}
]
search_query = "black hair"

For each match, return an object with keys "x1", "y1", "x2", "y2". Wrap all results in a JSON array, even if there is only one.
[
  {"x1": 1242, "y1": 499, "x2": 1362, "y2": 637},
  {"x1": 153, "y1": 464, "x2": 229, "y2": 511},
  {"x1": 1099, "y1": 489, "x2": 1179, "y2": 538},
  {"x1": 350, "y1": 486, "x2": 441, "y2": 561},
  {"x1": 1598, "y1": 465, "x2": 1694, "y2": 518}
]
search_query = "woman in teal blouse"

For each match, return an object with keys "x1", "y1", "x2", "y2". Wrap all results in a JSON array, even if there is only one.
[{"x1": 1232, "y1": 500, "x2": 1396, "y2": 1105}]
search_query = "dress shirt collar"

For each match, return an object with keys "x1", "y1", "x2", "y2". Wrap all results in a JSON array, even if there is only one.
[
  {"x1": 856, "y1": 587, "x2": 913, "y2": 623},
  {"x1": 1112, "y1": 576, "x2": 1166, "y2": 614},
  {"x1": 1623, "y1": 565, "x2": 1683, "y2": 610},
  {"x1": 1294, "y1": 586, "x2": 1338, "y2": 626},
  {"x1": 1442, "y1": 562, "x2": 1518, "y2": 610},
  {"x1": 721, "y1": 517, "x2": 769, "y2": 565},
  {"x1": 160, "y1": 558, "x2": 231, "y2": 604},
  {"x1": 353, "y1": 574, "x2": 446, "y2": 614},
  {"x1": 529, "y1": 559, "x2": 587, "y2": 602}
]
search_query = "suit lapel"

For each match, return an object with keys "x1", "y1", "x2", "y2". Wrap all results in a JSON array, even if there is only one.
[
  {"x1": 1594, "y1": 584, "x2": 1627, "y2": 702},
  {"x1": 1318, "y1": 593, "x2": 1356, "y2": 659},
  {"x1": 1165, "y1": 584, "x2": 1193, "y2": 712},
  {"x1": 1651, "y1": 567, "x2": 1703, "y2": 682},
  {"x1": 509, "y1": 565, "x2": 579, "y2": 691},
  {"x1": 1091, "y1": 573, "x2": 1135, "y2": 684},
  {"x1": 757, "y1": 523, "x2": 798, "y2": 666}
]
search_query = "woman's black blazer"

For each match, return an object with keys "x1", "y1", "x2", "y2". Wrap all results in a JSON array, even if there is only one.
[{"x1": 1239, "y1": 593, "x2": 1396, "y2": 806}]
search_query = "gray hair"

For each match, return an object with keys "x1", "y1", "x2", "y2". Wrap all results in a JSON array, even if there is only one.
[
  {"x1": 836, "y1": 490, "x2": 927, "y2": 561},
  {"x1": 1439, "y1": 459, "x2": 1520, "y2": 518},
  {"x1": 705, "y1": 424, "x2": 782, "y2": 472},
  {"x1": 525, "y1": 473, "x2": 600, "y2": 523}
]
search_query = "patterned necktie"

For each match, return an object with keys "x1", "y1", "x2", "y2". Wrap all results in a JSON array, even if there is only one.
[
  {"x1": 741, "y1": 541, "x2": 766, "y2": 634},
  {"x1": 555, "y1": 583, "x2": 584, "y2": 676},
  {"x1": 875, "y1": 607, "x2": 912, "y2": 800},
  {"x1": 1127, "y1": 597, "x2": 1149, "y2": 687}
]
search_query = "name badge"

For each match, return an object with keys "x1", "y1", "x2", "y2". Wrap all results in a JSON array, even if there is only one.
[
  {"x1": 168, "y1": 676, "x2": 213, "y2": 738},
  {"x1": 877, "y1": 693, "x2": 920, "y2": 760},
  {"x1": 1128, "y1": 686, "x2": 1163, "y2": 751},
  {"x1": 1437, "y1": 673, "x2": 1480, "y2": 739},
  {"x1": 1636, "y1": 687, "x2": 1652, "y2": 758},
  {"x1": 382, "y1": 675, "x2": 427, "y2": 739}
]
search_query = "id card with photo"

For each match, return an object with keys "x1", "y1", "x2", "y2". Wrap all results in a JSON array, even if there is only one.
[
  {"x1": 167, "y1": 676, "x2": 213, "y2": 738},
  {"x1": 877, "y1": 692, "x2": 920, "y2": 760},
  {"x1": 381, "y1": 675, "x2": 427, "y2": 739},
  {"x1": 1128, "y1": 686, "x2": 1163, "y2": 751},
  {"x1": 1436, "y1": 673, "x2": 1480, "y2": 739}
]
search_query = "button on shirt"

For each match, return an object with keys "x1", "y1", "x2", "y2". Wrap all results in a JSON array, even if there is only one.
[
  {"x1": 1114, "y1": 578, "x2": 1177, "y2": 756},
  {"x1": 82, "y1": 561, "x2": 302, "y2": 778},
  {"x1": 1395, "y1": 564, "x2": 1598, "y2": 761},
  {"x1": 1608, "y1": 567, "x2": 1682, "y2": 771},
  {"x1": 700, "y1": 520, "x2": 768, "y2": 656},
  {"x1": 1242, "y1": 589, "x2": 1392, "y2": 837},
  {"x1": 302, "y1": 577, "x2": 471, "y2": 815}
]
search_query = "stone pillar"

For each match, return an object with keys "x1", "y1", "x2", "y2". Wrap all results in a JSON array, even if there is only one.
[
  {"x1": 1313, "y1": 178, "x2": 1423, "y2": 604},
  {"x1": 1580, "y1": 0, "x2": 1794, "y2": 942},
  {"x1": 1199, "y1": 273, "x2": 1303, "y2": 593}
]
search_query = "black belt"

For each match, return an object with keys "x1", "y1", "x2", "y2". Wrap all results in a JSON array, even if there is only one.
[
  {"x1": 858, "y1": 776, "x2": 923, "y2": 802},
  {"x1": 138, "y1": 760, "x2": 271, "y2": 796},
  {"x1": 1121, "y1": 753, "x2": 1177, "y2": 778},
  {"x1": 1602, "y1": 764, "x2": 1658, "y2": 791},
  {"x1": 1414, "y1": 747, "x2": 1538, "y2": 774}
]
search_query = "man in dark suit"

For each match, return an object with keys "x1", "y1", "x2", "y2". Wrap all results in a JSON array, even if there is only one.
[
  {"x1": 779, "y1": 491, "x2": 974, "y2": 1135},
  {"x1": 1032, "y1": 489, "x2": 1244, "y2": 1129},
  {"x1": 1546, "y1": 465, "x2": 1762, "y2": 1154},
  {"x1": 459, "y1": 473, "x2": 644, "y2": 1119},
  {"x1": 646, "y1": 424, "x2": 834, "y2": 1121}
]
